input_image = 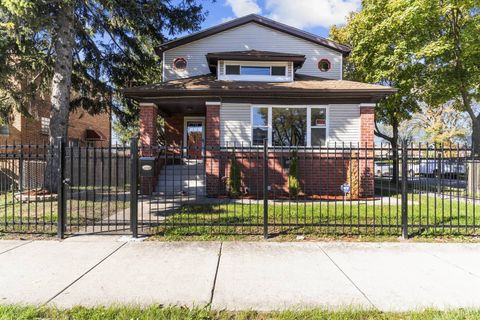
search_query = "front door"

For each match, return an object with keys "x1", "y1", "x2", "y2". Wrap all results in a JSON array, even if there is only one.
[{"x1": 184, "y1": 117, "x2": 205, "y2": 159}]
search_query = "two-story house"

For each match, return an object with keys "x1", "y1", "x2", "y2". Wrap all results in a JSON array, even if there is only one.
[{"x1": 124, "y1": 14, "x2": 396, "y2": 197}]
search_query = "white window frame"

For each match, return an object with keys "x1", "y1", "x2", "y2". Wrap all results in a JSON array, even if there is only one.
[
  {"x1": 220, "y1": 61, "x2": 292, "y2": 82},
  {"x1": 40, "y1": 117, "x2": 50, "y2": 135},
  {"x1": 250, "y1": 105, "x2": 329, "y2": 147}
]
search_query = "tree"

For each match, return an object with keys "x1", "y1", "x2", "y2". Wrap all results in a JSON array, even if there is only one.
[
  {"x1": 331, "y1": 0, "x2": 480, "y2": 180},
  {"x1": 413, "y1": 0, "x2": 480, "y2": 153},
  {"x1": 330, "y1": 0, "x2": 424, "y2": 182},
  {"x1": 1, "y1": 0, "x2": 207, "y2": 192},
  {"x1": 403, "y1": 103, "x2": 470, "y2": 145}
]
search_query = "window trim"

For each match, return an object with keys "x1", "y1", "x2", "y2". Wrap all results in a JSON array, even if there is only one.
[
  {"x1": 173, "y1": 57, "x2": 187, "y2": 71},
  {"x1": 221, "y1": 60, "x2": 292, "y2": 82},
  {"x1": 318, "y1": 59, "x2": 331, "y2": 72},
  {"x1": 250, "y1": 105, "x2": 329, "y2": 147}
]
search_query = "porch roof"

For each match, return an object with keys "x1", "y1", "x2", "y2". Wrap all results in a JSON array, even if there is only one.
[{"x1": 123, "y1": 74, "x2": 396, "y2": 100}]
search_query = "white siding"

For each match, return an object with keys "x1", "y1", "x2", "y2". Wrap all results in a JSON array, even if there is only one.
[
  {"x1": 220, "y1": 103, "x2": 251, "y2": 146},
  {"x1": 164, "y1": 23, "x2": 342, "y2": 81},
  {"x1": 328, "y1": 105, "x2": 360, "y2": 144}
]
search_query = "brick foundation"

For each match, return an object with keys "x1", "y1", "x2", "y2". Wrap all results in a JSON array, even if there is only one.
[{"x1": 208, "y1": 151, "x2": 371, "y2": 198}]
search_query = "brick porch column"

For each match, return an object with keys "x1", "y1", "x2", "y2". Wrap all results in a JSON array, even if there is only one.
[
  {"x1": 359, "y1": 104, "x2": 375, "y2": 197},
  {"x1": 205, "y1": 102, "x2": 221, "y2": 197},
  {"x1": 139, "y1": 103, "x2": 158, "y2": 194}
]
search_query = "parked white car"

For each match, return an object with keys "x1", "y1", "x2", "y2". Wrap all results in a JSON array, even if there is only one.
[{"x1": 418, "y1": 160, "x2": 466, "y2": 178}]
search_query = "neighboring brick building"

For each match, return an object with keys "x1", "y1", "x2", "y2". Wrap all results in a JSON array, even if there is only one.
[{"x1": 0, "y1": 95, "x2": 111, "y2": 146}]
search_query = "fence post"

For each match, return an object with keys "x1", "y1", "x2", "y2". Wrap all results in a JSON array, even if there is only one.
[
  {"x1": 130, "y1": 138, "x2": 139, "y2": 238},
  {"x1": 401, "y1": 143, "x2": 408, "y2": 239},
  {"x1": 263, "y1": 138, "x2": 269, "y2": 239},
  {"x1": 57, "y1": 137, "x2": 66, "y2": 239}
]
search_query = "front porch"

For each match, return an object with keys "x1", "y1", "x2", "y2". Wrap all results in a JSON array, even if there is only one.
[{"x1": 124, "y1": 74, "x2": 391, "y2": 198}]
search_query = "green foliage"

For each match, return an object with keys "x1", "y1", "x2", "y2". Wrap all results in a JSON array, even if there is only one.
[
  {"x1": 330, "y1": 0, "x2": 480, "y2": 150},
  {"x1": 330, "y1": 0, "x2": 423, "y2": 144},
  {"x1": 0, "y1": 0, "x2": 207, "y2": 127},
  {"x1": 288, "y1": 153, "x2": 300, "y2": 197},
  {"x1": 228, "y1": 155, "x2": 241, "y2": 197}
]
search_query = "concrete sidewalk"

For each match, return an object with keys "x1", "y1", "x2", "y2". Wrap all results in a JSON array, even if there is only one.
[{"x1": 1, "y1": 237, "x2": 480, "y2": 311}]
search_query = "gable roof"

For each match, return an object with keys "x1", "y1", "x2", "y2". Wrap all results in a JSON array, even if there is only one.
[{"x1": 157, "y1": 14, "x2": 351, "y2": 56}]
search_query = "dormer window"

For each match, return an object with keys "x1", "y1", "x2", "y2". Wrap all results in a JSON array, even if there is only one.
[
  {"x1": 220, "y1": 61, "x2": 292, "y2": 82},
  {"x1": 225, "y1": 64, "x2": 286, "y2": 77},
  {"x1": 206, "y1": 50, "x2": 306, "y2": 83}
]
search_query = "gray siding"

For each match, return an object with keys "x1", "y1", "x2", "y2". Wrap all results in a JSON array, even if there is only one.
[
  {"x1": 220, "y1": 103, "x2": 251, "y2": 146},
  {"x1": 328, "y1": 105, "x2": 360, "y2": 144},
  {"x1": 164, "y1": 23, "x2": 342, "y2": 81}
]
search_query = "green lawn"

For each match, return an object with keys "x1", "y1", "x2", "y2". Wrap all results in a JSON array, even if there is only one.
[
  {"x1": 0, "y1": 191, "x2": 129, "y2": 234},
  {"x1": 1, "y1": 305, "x2": 480, "y2": 320},
  {"x1": 152, "y1": 194, "x2": 480, "y2": 239}
]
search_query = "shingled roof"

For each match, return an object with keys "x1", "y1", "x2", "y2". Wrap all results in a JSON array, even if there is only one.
[{"x1": 123, "y1": 74, "x2": 396, "y2": 99}]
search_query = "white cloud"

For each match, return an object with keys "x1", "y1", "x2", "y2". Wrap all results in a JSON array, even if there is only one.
[
  {"x1": 225, "y1": 0, "x2": 262, "y2": 17},
  {"x1": 265, "y1": 0, "x2": 360, "y2": 29}
]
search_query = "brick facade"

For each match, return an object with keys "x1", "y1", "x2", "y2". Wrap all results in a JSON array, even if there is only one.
[
  {"x1": 359, "y1": 105, "x2": 375, "y2": 196},
  {"x1": 205, "y1": 104, "x2": 221, "y2": 197},
  {"x1": 2, "y1": 96, "x2": 110, "y2": 146},
  {"x1": 139, "y1": 103, "x2": 159, "y2": 193}
]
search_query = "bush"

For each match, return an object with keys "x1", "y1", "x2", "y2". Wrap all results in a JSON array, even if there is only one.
[
  {"x1": 288, "y1": 152, "x2": 300, "y2": 196},
  {"x1": 228, "y1": 155, "x2": 241, "y2": 197}
]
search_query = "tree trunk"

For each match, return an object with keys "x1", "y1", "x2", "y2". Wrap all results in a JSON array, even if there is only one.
[
  {"x1": 391, "y1": 123, "x2": 400, "y2": 184},
  {"x1": 44, "y1": 2, "x2": 75, "y2": 193}
]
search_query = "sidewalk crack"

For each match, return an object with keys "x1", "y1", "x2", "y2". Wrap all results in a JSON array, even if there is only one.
[
  {"x1": 44, "y1": 242, "x2": 127, "y2": 305},
  {"x1": 317, "y1": 244, "x2": 377, "y2": 310},
  {"x1": 209, "y1": 242, "x2": 223, "y2": 305},
  {"x1": 0, "y1": 240, "x2": 33, "y2": 256}
]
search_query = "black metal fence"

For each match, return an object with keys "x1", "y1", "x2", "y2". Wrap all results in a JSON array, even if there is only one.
[{"x1": 0, "y1": 139, "x2": 479, "y2": 239}]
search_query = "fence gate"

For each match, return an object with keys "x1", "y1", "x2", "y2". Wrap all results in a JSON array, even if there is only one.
[{"x1": 59, "y1": 139, "x2": 133, "y2": 236}]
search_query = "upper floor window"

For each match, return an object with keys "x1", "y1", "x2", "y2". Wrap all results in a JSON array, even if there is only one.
[
  {"x1": 220, "y1": 61, "x2": 291, "y2": 82},
  {"x1": 318, "y1": 59, "x2": 331, "y2": 72},
  {"x1": 225, "y1": 65, "x2": 286, "y2": 77},
  {"x1": 41, "y1": 117, "x2": 50, "y2": 135},
  {"x1": 173, "y1": 57, "x2": 187, "y2": 71}
]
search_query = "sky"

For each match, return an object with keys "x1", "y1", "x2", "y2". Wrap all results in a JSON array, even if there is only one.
[{"x1": 198, "y1": 0, "x2": 361, "y2": 38}]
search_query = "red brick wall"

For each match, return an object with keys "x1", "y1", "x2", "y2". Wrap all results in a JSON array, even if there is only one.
[
  {"x1": 139, "y1": 104, "x2": 158, "y2": 193},
  {"x1": 359, "y1": 105, "x2": 375, "y2": 196},
  {"x1": 139, "y1": 104, "x2": 158, "y2": 152},
  {"x1": 2, "y1": 98, "x2": 110, "y2": 146},
  {"x1": 211, "y1": 151, "x2": 359, "y2": 197},
  {"x1": 205, "y1": 104, "x2": 221, "y2": 196}
]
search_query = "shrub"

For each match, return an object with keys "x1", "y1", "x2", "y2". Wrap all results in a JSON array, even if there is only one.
[
  {"x1": 288, "y1": 152, "x2": 300, "y2": 196},
  {"x1": 228, "y1": 154, "x2": 241, "y2": 197}
]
